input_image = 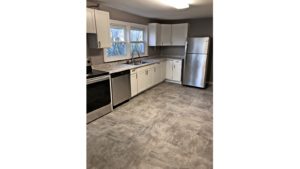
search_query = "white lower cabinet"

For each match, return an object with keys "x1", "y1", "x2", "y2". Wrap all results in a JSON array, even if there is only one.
[
  {"x1": 146, "y1": 67, "x2": 153, "y2": 89},
  {"x1": 166, "y1": 60, "x2": 173, "y2": 80},
  {"x1": 161, "y1": 61, "x2": 166, "y2": 82},
  {"x1": 165, "y1": 59, "x2": 182, "y2": 83},
  {"x1": 172, "y1": 60, "x2": 182, "y2": 82},
  {"x1": 137, "y1": 67, "x2": 148, "y2": 93},
  {"x1": 130, "y1": 69, "x2": 138, "y2": 97},
  {"x1": 153, "y1": 63, "x2": 162, "y2": 85},
  {"x1": 130, "y1": 59, "x2": 182, "y2": 97}
]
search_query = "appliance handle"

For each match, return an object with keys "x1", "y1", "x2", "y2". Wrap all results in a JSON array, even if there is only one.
[{"x1": 87, "y1": 75, "x2": 110, "y2": 85}]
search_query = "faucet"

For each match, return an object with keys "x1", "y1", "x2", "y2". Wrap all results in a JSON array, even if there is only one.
[{"x1": 131, "y1": 49, "x2": 140, "y2": 64}]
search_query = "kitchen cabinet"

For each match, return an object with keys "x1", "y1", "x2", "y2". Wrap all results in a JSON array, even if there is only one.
[
  {"x1": 153, "y1": 63, "x2": 162, "y2": 85},
  {"x1": 137, "y1": 67, "x2": 148, "y2": 93},
  {"x1": 130, "y1": 59, "x2": 181, "y2": 97},
  {"x1": 166, "y1": 60, "x2": 173, "y2": 80},
  {"x1": 171, "y1": 23, "x2": 188, "y2": 46},
  {"x1": 172, "y1": 60, "x2": 182, "y2": 81},
  {"x1": 161, "y1": 61, "x2": 166, "y2": 82},
  {"x1": 148, "y1": 23, "x2": 161, "y2": 46},
  {"x1": 94, "y1": 9, "x2": 111, "y2": 48},
  {"x1": 86, "y1": 8, "x2": 96, "y2": 33},
  {"x1": 148, "y1": 23, "x2": 188, "y2": 46},
  {"x1": 147, "y1": 67, "x2": 154, "y2": 88},
  {"x1": 165, "y1": 59, "x2": 182, "y2": 83},
  {"x1": 130, "y1": 69, "x2": 138, "y2": 97},
  {"x1": 161, "y1": 24, "x2": 172, "y2": 46}
]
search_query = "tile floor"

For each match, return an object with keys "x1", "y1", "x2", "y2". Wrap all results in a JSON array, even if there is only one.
[{"x1": 87, "y1": 82, "x2": 213, "y2": 169}]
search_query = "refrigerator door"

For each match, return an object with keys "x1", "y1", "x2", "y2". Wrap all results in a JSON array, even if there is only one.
[
  {"x1": 187, "y1": 37, "x2": 210, "y2": 54},
  {"x1": 183, "y1": 54, "x2": 208, "y2": 88}
]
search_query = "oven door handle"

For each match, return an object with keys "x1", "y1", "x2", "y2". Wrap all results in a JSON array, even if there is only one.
[{"x1": 87, "y1": 75, "x2": 110, "y2": 85}]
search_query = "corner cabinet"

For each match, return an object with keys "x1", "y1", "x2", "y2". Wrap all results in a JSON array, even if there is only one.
[
  {"x1": 148, "y1": 23, "x2": 188, "y2": 46},
  {"x1": 86, "y1": 8, "x2": 96, "y2": 33},
  {"x1": 165, "y1": 59, "x2": 182, "y2": 83}
]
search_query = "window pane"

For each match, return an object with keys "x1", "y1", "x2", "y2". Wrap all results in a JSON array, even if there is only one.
[
  {"x1": 130, "y1": 29, "x2": 143, "y2": 41},
  {"x1": 131, "y1": 43, "x2": 145, "y2": 54},
  {"x1": 111, "y1": 27, "x2": 125, "y2": 42},
  {"x1": 106, "y1": 42, "x2": 127, "y2": 57}
]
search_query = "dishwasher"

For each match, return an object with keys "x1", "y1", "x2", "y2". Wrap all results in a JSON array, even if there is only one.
[{"x1": 111, "y1": 70, "x2": 131, "y2": 107}]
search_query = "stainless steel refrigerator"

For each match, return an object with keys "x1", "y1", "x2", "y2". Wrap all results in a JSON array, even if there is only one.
[{"x1": 183, "y1": 37, "x2": 210, "y2": 88}]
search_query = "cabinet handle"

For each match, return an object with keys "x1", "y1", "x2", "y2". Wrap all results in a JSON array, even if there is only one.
[
  {"x1": 98, "y1": 41, "x2": 101, "y2": 48},
  {"x1": 136, "y1": 74, "x2": 138, "y2": 79}
]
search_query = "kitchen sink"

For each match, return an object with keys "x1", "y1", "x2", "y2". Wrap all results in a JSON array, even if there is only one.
[{"x1": 125, "y1": 60, "x2": 149, "y2": 65}]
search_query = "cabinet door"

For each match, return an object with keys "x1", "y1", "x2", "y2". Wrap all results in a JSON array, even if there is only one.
[
  {"x1": 172, "y1": 60, "x2": 182, "y2": 82},
  {"x1": 130, "y1": 73, "x2": 138, "y2": 97},
  {"x1": 161, "y1": 61, "x2": 166, "y2": 82},
  {"x1": 172, "y1": 23, "x2": 188, "y2": 46},
  {"x1": 161, "y1": 24, "x2": 172, "y2": 46},
  {"x1": 94, "y1": 10, "x2": 111, "y2": 48},
  {"x1": 166, "y1": 60, "x2": 173, "y2": 80},
  {"x1": 148, "y1": 23, "x2": 161, "y2": 46},
  {"x1": 146, "y1": 67, "x2": 154, "y2": 88},
  {"x1": 87, "y1": 8, "x2": 96, "y2": 33},
  {"x1": 137, "y1": 68, "x2": 147, "y2": 93},
  {"x1": 153, "y1": 63, "x2": 161, "y2": 84}
]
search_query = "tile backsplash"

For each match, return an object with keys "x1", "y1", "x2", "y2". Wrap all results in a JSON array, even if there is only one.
[{"x1": 87, "y1": 46, "x2": 161, "y2": 66}]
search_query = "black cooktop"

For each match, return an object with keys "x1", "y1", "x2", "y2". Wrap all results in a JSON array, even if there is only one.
[{"x1": 87, "y1": 68, "x2": 109, "y2": 79}]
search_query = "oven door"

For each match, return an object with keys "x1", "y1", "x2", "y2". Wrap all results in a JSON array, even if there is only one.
[{"x1": 87, "y1": 75, "x2": 111, "y2": 114}]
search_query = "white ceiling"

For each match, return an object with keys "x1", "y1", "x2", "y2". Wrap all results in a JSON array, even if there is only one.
[{"x1": 88, "y1": 0, "x2": 213, "y2": 20}]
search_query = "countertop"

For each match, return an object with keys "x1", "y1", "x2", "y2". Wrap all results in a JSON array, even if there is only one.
[{"x1": 92, "y1": 57, "x2": 182, "y2": 74}]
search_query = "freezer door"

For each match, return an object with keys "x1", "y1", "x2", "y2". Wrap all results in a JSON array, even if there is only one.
[
  {"x1": 187, "y1": 37, "x2": 210, "y2": 54},
  {"x1": 183, "y1": 54, "x2": 208, "y2": 88}
]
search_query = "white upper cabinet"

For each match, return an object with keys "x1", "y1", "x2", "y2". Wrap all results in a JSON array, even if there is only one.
[
  {"x1": 171, "y1": 23, "x2": 188, "y2": 46},
  {"x1": 161, "y1": 24, "x2": 172, "y2": 46},
  {"x1": 148, "y1": 23, "x2": 161, "y2": 46},
  {"x1": 94, "y1": 9, "x2": 111, "y2": 48},
  {"x1": 148, "y1": 23, "x2": 188, "y2": 46},
  {"x1": 86, "y1": 8, "x2": 96, "y2": 33}
]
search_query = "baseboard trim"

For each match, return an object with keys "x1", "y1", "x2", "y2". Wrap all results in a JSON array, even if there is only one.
[{"x1": 165, "y1": 79, "x2": 182, "y2": 84}]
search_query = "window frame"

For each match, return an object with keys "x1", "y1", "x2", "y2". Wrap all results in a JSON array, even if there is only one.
[
  {"x1": 130, "y1": 27, "x2": 146, "y2": 55},
  {"x1": 104, "y1": 20, "x2": 148, "y2": 62},
  {"x1": 106, "y1": 24, "x2": 128, "y2": 58}
]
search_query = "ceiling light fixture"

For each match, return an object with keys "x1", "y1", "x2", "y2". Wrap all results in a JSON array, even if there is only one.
[{"x1": 162, "y1": 0, "x2": 190, "y2": 9}]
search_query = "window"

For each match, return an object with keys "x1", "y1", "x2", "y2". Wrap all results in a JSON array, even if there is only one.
[
  {"x1": 104, "y1": 20, "x2": 148, "y2": 62},
  {"x1": 106, "y1": 25, "x2": 127, "y2": 57},
  {"x1": 130, "y1": 28, "x2": 145, "y2": 55}
]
